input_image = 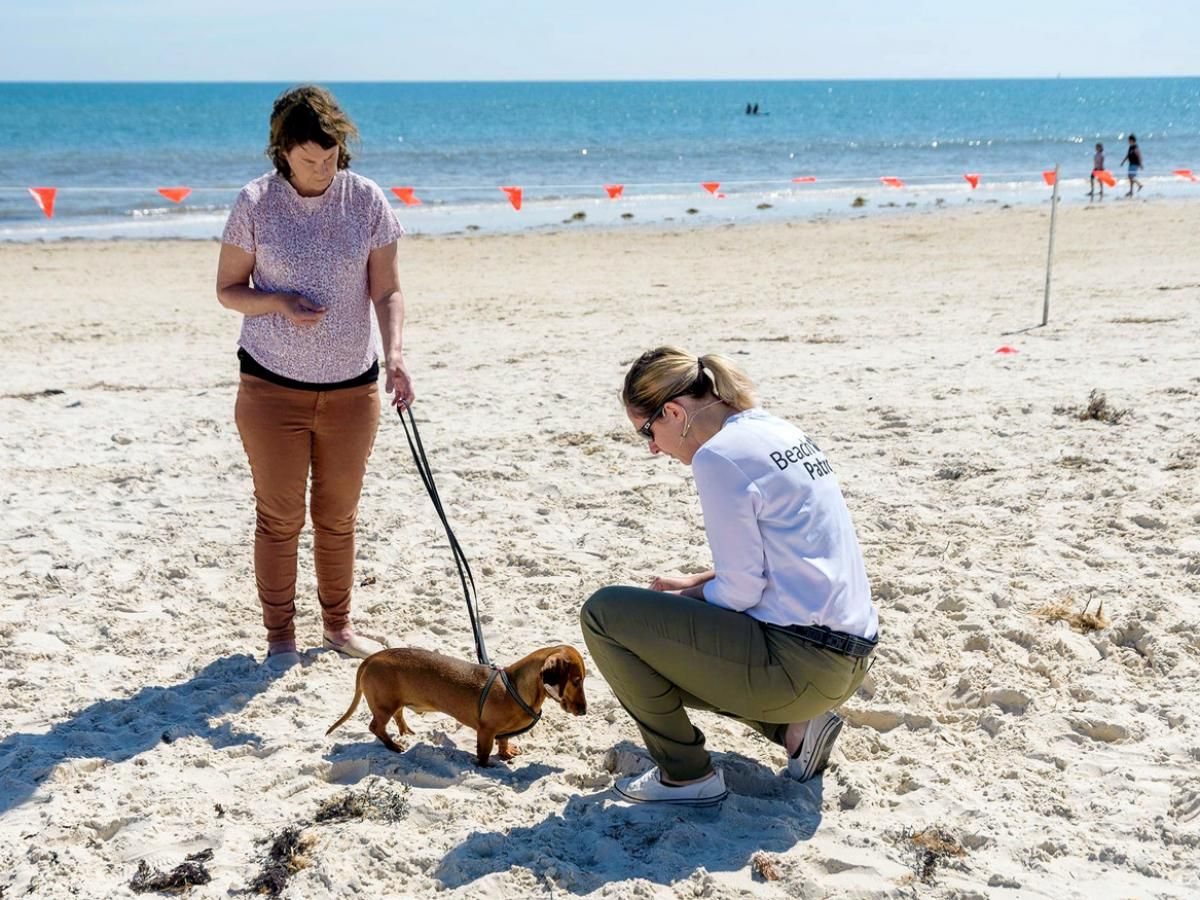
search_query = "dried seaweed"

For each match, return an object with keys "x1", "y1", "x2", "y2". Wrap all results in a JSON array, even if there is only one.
[
  {"x1": 244, "y1": 827, "x2": 314, "y2": 897},
  {"x1": 750, "y1": 851, "x2": 782, "y2": 881},
  {"x1": 903, "y1": 827, "x2": 967, "y2": 884},
  {"x1": 129, "y1": 849, "x2": 213, "y2": 894},
  {"x1": 1034, "y1": 598, "x2": 1110, "y2": 633},
  {"x1": 314, "y1": 784, "x2": 410, "y2": 825},
  {"x1": 1056, "y1": 390, "x2": 1128, "y2": 424}
]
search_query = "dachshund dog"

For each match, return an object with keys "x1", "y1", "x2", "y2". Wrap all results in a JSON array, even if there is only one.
[{"x1": 326, "y1": 644, "x2": 587, "y2": 765}]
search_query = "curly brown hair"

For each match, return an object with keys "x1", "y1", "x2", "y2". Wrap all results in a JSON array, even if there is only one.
[{"x1": 267, "y1": 85, "x2": 359, "y2": 178}]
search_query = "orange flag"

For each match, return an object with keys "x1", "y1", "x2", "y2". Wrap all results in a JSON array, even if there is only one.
[
  {"x1": 880, "y1": 176, "x2": 904, "y2": 188},
  {"x1": 390, "y1": 186, "x2": 422, "y2": 206},
  {"x1": 1093, "y1": 170, "x2": 1116, "y2": 188},
  {"x1": 500, "y1": 186, "x2": 522, "y2": 210},
  {"x1": 963, "y1": 173, "x2": 980, "y2": 189},
  {"x1": 791, "y1": 176, "x2": 817, "y2": 183},
  {"x1": 1173, "y1": 169, "x2": 1197, "y2": 182},
  {"x1": 701, "y1": 182, "x2": 720, "y2": 195},
  {"x1": 1042, "y1": 170, "x2": 1057, "y2": 186},
  {"x1": 604, "y1": 184, "x2": 624, "y2": 199},
  {"x1": 28, "y1": 187, "x2": 56, "y2": 218},
  {"x1": 157, "y1": 187, "x2": 192, "y2": 204}
]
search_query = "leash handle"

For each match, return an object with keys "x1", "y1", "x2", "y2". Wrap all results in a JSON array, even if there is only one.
[{"x1": 396, "y1": 404, "x2": 490, "y2": 667}]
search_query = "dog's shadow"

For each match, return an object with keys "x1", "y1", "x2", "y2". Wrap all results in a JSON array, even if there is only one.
[
  {"x1": 0, "y1": 654, "x2": 269, "y2": 817},
  {"x1": 433, "y1": 739, "x2": 826, "y2": 892},
  {"x1": 325, "y1": 733, "x2": 563, "y2": 794}
]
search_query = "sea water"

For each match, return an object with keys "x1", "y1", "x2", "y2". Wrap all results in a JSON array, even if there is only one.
[{"x1": 1, "y1": 79, "x2": 1197, "y2": 239}]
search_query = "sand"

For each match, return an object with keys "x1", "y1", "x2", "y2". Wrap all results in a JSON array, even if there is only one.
[{"x1": 1, "y1": 198, "x2": 1198, "y2": 899}]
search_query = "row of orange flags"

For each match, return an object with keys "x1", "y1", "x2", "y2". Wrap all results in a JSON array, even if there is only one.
[
  {"x1": 24, "y1": 171, "x2": 1200, "y2": 218},
  {"x1": 27, "y1": 186, "x2": 192, "y2": 219}
]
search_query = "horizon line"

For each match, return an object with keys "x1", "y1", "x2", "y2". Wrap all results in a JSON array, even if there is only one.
[{"x1": 3, "y1": 75, "x2": 1199, "y2": 85}]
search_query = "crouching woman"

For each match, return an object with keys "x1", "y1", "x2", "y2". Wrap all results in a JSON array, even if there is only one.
[{"x1": 581, "y1": 346, "x2": 878, "y2": 805}]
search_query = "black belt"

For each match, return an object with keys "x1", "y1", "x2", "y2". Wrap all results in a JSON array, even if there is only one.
[{"x1": 770, "y1": 623, "x2": 878, "y2": 658}]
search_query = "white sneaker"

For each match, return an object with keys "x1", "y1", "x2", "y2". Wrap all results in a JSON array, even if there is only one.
[
  {"x1": 786, "y1": 710, "x2": 844, "y2": 782},
  {"x1": 322, "y1": 632, "x2": 385, "y2": 659},
  {"x1": 614, "y1": 767, "x2": 728, "y2": 806}
]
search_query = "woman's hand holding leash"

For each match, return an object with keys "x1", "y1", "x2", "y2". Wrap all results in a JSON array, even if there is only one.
[{"x1": 385, "y1": 354, "x2": 415, "y2": 408}]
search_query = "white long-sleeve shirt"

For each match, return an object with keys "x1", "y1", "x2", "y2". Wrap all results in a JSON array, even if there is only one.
[{"x1": 694, "y1": 409, "x2": 878, "y2": 639}]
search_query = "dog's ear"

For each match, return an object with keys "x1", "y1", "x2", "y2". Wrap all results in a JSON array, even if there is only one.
[{"x1": 541, "y1": 653, "x2": 569, "y2": 687}]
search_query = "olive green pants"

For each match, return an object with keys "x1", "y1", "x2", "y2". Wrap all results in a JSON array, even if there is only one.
[{"x1": 580, "y1": 585, "x2": 871, "y2": 781}]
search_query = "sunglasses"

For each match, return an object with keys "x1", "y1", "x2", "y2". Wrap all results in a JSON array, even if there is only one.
[
  {"x1": 637, "y1": 396, "x2": 724, "y2": 442},
  {"x1": 637, "y1": 404, "x2": 668, "y2": 440}
]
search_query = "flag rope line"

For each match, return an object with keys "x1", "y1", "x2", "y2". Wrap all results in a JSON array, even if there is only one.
[{"x1": 3, "y1": 167, "x2": 1194, "y2": 195}]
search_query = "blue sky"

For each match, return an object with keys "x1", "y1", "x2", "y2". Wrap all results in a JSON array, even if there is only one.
[{"x1": 3, "y1": 1, "x2": 1197, "y2": 81}]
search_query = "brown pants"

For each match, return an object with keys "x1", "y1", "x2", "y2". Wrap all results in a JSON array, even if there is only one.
[{"x1": 235, "y1": 373, "x2": 380, "y2": 644}]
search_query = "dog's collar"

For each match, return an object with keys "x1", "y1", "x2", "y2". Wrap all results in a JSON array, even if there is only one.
[{"x1": 479, "y1": 665, "x2": 542, "y2": 740}]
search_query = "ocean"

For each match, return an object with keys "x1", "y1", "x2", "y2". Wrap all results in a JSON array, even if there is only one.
[{"x1": 1, "y1": 79, "x2": 1198, "y2": 239}]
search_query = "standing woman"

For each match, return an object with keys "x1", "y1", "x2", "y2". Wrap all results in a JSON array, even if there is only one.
[
  {"x1": 216, "y1": 85, "x2": 414, "y2": 668},
  {"x1": 582, "y1": 347, "x2": 878, "y2": 805}
]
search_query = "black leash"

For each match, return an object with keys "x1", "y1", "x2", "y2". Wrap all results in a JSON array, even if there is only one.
[
  {"x1": 479, "y1": 666, "x2": 542, "y2": 740},
  {"x1": 396, "y1": 403, "x2": 489, "y2": 666},
  {"x1": 396, "y1": 404, "x2": 540, "y2": 739}
]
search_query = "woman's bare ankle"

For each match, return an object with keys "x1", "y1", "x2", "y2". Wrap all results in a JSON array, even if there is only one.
[
  {"x1": 323, "y1": 627, "x2": 353, "y2": 646},
  {"x1": 660, "y1": 768, "x2": 716, "y2": 787},
  {"x1": 268, "y1": 639, "x2": 297, "y2": 657},
  {"x1": 784, "y1": 721, "x2": 809, "y2": 756}
]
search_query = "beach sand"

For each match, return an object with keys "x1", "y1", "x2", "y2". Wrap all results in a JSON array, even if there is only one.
[{"x1": 1, "y1": 199, "x2": 1198, "y2": 898}]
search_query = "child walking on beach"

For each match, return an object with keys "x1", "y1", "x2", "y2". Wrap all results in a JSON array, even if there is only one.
[
  {"x1": 1121, "y1": 135, "x2": 1143, "y2": 196},
  {"x1": 1089, "y1": 143, "x2": 1105, "y2": 199}
]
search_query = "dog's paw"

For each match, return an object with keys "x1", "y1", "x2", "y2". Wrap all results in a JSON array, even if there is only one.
[{"x1": 497, "y1": 742, "x2": 522, "y2": 761}]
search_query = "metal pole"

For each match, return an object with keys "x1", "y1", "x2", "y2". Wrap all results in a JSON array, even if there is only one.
[{"x1": 1042, "y1": 163, "x2": 1060, "y2": 326}]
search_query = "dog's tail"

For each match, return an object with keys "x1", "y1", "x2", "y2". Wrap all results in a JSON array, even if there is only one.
[{"x1": 325, "y1": 659, "x2": 368, "y2": 736}]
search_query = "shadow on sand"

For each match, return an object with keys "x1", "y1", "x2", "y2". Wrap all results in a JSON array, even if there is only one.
[
  {"x1": 324, "y1": 730, "x2": 564, "y2": 794},
  {"x1": 434, "y1": 740, "x2": 825, "y2": 893},
  {"x1": 0, "y1": 654, "x2": 270, "y2": 817}
]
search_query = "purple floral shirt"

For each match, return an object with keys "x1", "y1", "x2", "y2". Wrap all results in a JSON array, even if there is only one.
[{"x1": 222, "y1": 170, "x2": 404, "y2": 383}]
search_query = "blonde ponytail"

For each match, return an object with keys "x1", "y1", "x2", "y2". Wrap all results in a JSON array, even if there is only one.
[
  {"x1": 622, "y1": 346, "x2": 757, "y2": 414},
  {"x1": 698, "y1": 353, "x2": 757, "y2": 411}
]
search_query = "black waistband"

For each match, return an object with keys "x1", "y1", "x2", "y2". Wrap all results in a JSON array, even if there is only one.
[
  {"x1": 238, "y1": 348, "x2": 378, "y2": 392},
  {"x1": 768, "y1": 622, "x2": 878, "y2": 658}
]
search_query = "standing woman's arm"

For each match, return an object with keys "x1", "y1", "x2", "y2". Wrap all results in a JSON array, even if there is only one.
[
  {"x1": 216, "y1": 243, "x2": 325, "y2": 326},
  {"x1": 216, "y1": 244, "x2": 279, "y2": 315},
  {"x1": 368, "y1": 240, "x2": 415, "y2": 407}
]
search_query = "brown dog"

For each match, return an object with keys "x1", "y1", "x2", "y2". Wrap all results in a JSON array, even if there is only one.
[{"x1": 326, "y1": 644, "x2": 587, "y2": 765}]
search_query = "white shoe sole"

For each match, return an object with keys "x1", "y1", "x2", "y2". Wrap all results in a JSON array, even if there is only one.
[
  {"x1": 614, "y1": 783, "x2": 728, "y2": 807},
  {"x1": 322, "y1": 636, "x2": 384, "y2": 659}
]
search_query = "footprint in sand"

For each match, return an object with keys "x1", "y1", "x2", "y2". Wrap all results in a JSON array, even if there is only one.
[
  {"x1": 1068, "y1": 718, "x2": 1130, "y2": 743},
  {"x1": 963, "y1": 633, "x2": 990, "y2": 651},
  {"x1": 603, "y1": 747, "x2": 653, "y2": 777},
  {"x1": 949, "y1": 688, "x2": 1031, "y2": 716},
  {"x1": 846, "y1": 708, "x2": 932, "y2": 733},
  {"x1": 1170, "y1": 784, "x2": 1200, "y2": 824},
  {"x1": 839, "y1": 785, "x2": 862, "y2": 809}
]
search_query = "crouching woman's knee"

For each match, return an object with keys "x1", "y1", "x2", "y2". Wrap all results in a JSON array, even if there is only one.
[{"x1": 580, "y1": 585, "x2": 628, "y2": 639}]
